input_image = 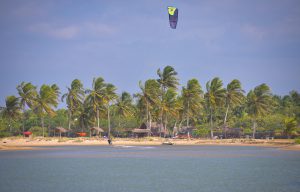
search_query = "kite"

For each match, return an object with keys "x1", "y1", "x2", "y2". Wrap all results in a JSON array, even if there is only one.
[{"x1": 168, "y1": 6, "x2": 178, "y2": 29}]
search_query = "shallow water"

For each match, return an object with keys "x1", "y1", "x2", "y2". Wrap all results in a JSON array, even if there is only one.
[{"x1": 0, "y1": 145, "x2": 299, "y2": 192}]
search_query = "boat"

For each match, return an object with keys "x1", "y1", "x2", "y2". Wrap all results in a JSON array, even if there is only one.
[{"x1": 162, "y1": 141, "x2": 174, "y2": 145}]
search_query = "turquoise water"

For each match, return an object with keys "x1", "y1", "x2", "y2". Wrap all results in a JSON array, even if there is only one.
[{"x1": 0, "y1": 146, "x2": 299, "y2": 192}]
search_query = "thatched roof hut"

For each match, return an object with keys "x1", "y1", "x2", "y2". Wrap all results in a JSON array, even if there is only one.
[
  {"x1": 55, "y1": 127, "x2": 68, "y2": 133},
  {"x1": 90, "y1": 127, "x2": 104, "y2": 137},
  {"x1": 55, "y1": 127, "x2": 68, "y2": 138},
  {"x1": 90, "y1": 127, "x2": 104, "y2": 133},
  {"x1": 132, "y1": 129, "x2": 151, "y2": 133},
  {"x1": 132, "y1": 123, "x2": 151, "y2": 137}
]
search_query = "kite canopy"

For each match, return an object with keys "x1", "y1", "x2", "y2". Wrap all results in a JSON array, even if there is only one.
[{"x1": 168, "y1": 6, "x2": 178, "y2": 29}]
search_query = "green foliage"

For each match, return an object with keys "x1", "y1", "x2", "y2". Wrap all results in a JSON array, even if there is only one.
[
  {"x1": 194, "y1": 128, "x2": 210, "y2": 138},
  {"x1": 1, "y1": 67, "x2": 299, "y2": 139},
  {"x1": 283, "y1": 117, "x2": 298, "y2": 138},
  {"x1": 0, "y1": 117, "x2": 9, "y2": 137},
  {"x1": 29, "y1": 126, "x2": 44, "y2": 136},
  {"x1": 243, "y1": 128, "x2": 252, "y2": 135},
  {"x1": 295, "y1": 137, "x2": 300, "y2": 144},
  {"x1": 194, "y1": 124, "x2": 210, "y2": 137}
]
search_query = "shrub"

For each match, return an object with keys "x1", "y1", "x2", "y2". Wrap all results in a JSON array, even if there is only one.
[
  {"x1": 295, "y1": 137, "x2": 300, "y2": 144},
  {"x1": 29, "y1": 126, "x2": 44, "y2": 137}
]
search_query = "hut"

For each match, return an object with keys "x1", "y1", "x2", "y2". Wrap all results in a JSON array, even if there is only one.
[
  {"x1": 223, "y1": 127, "x2": 243, "y2": 138},
  {"x1": 55, "y1": 127, "x2": 68, "y2": 138},
  {"x1": 132, "y1": 123, "x2": 151, "y2": 137},
  {"x1": 176, "y1": 126, "x2": 195, "y2": 139},
  {"x1": 147, "y1": 122, "x2": 164, "y2": 136},
  {"x1": 90, "y1": 127, "x2": 104, "y2": 137}
]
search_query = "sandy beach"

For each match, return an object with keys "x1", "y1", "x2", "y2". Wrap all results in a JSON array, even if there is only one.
[{"x1": 0, "y1": 137, "x2": 299, "y2": 151}]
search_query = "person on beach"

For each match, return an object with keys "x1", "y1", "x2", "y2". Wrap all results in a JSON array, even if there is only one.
[{"x1": 108, "y1": 138, "x2": 112, "y2": 145}]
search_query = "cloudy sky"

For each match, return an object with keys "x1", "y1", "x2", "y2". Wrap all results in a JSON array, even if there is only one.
[{"x1": 0, "y1": 0, "x2": 300, "y2": 107}]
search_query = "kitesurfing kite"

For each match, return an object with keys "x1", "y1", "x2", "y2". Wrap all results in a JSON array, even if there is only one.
[{"x1": 168, "y1": 6, "x2": 178, "y2": 29}]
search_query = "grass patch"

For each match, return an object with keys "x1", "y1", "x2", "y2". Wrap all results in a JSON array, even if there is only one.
[{"x1": 295, "y1": 137, "x2": 300, "y2": 144}]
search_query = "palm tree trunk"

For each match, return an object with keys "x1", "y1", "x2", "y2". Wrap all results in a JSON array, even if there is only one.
[
  {"x1": 173, "y1": 122, "x2": 177, "y2": 137},
  {"x1": 223, "y1": 105, "x2": 229, "y2": 125},
  {"x1": 160, "y1": 86, "x2": 164, "y2": 137},
  {"x1": 252, "y1": 120, "x2": 257, "y2": 139},
  {"x1": 42, "y1": 117, "x2": 45, "y2": 137},
  {"x1": 164, "y1": 116, "x2": 168, "y2": 137},
  {"x1": 148, "y1": 111, "x2": 152, "y2": 137},
  {"x1": 210, "y1": 107, "x2": 214, "y2": 139},
  {"x1": 9, "y1": 118, "x2": 12, "y2": 136},
  {"x1": 97, "y1": 108, "x2": 100, "y2": 128},
  {"x1": 146, "y1": 101, "x2": 149, "y2": 126},
  {"x1": 22, "y1": 109, "x2": 25, "y2": 137},
  {"x1": 223, "y1": 105, "x2": 229, "y2": 138},
  {"x1": 187, "y1": 101, "x2": 190, "y2": 127},
  {"x1": 68, "y1": 110, "x2": 71, "y2": 130},
  {"x1": 108, "y1": 104, "x2": 111, "y2": 139}
]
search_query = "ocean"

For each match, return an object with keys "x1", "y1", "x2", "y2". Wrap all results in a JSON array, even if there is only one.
[{"x1": 0, "y1": 145, "x2": 299, "y2": 192}]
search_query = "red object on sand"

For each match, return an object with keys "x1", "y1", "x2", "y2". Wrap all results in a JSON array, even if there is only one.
[
  {"x1": 23, "y1": 131, "x2": 32, "y2": 137},
  {"x1": 76, "y1": 132, "x2": 87, "y2": 137}
]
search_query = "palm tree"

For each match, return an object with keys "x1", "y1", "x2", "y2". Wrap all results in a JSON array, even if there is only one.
[
  {"x1": 102, "y1": 83, "x2": 117, "y2": 139},
  {"x1": 16, "y1": 82, "x2": 37, "y2": 135},
  {"x1": 157, "y1": 66, "x2": 179, "y2": 136},
  {"x1": 34, "y1": 84, "x2": 60, "y2": 137},
  {"x1": 1, "y1": 96, "x2": 21, "y2": 135},
  {"x1": 223, "y1": 79, "x2": 244, "y2": 137},
  {"x1": 205, "y1": 77, "x2": 226, "y2": 139},
  {"x1": 161, "y1": 88, "x2": 178, "y2": 136},
  {"x1": 85, "y1": 77, "x2": 106, "y2": 128},
  {"x1": 115, "y1": 92, "x2": 134, "y2": 125},
  {"x1": 283, "y1": 117, "x2": 298, "y2": 139},
  {"x1": 135, "y1": 79, "x2": 160, "y2": 130},
  {"x1": 246, "y1": 83, "x2": 272, "y2": 139},
  {"x1": 78, "y1": 100, "x2": 93, "y2": 132},
  {"x1": 182, "y1": 79, "x2": 203, "y2": 128},
  {"x1": 62, "y1": 79, "x2": 85, "y2": 131}
]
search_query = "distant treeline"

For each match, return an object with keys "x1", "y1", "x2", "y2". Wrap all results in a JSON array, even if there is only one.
[{"x1": 0, "y1": 66, "x2": 299, "y2": 139}]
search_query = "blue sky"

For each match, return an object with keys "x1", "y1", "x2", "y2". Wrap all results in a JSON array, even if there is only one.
[{"x1": 1, "y1": 0, "x2": 300, "y2": 107}]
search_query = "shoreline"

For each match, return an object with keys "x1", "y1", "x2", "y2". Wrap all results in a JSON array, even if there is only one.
[{"x1": 1, "y1": 137, "x2": 299, "y2": 151}]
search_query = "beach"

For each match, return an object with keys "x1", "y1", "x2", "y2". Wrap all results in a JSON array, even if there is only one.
[{"x1": 1, "y1": 137, "x2": 299, "y2": 151}]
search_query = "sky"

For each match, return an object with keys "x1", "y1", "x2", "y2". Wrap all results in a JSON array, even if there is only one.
[{"x1": 0, "y1": 0, "x2": 300, "y2": 108}]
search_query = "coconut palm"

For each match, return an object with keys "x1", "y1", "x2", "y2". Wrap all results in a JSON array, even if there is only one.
[
  {"x1": 61, "y1": 79, "x2": 85, "y2": 130},
  {"x1": 161, "y1": 88, "x2": 178, "y2": 136},
  {"x1": 135, "y1": 79, "x2": 160, "y2": 130},
  {"x1": 34, "y1": 84, "x2": 60, "y2": 137},
  {"x1": 157, "y1": 66, "x2": 179, "y2": 135},
  {"x1": 223, "y1": 79, "x2": 245, "y2": 137},
  {"x1": 16, "y1": 82, "x2": 37, "y2": 134},
  {"x1": 1, "y1": 96, "x2": 21, "y2": 135},
  {"x1": 157, "y1": 66, "x2": 179, "y2": 92},
  {"x1": 205, "y1": 77, "x2": 226, "y2": 139},
  {"x1": 182, "y1": 79, "x2": 203, "y2": 127},
  {"x1": 85, "y1": 77, "x2": 106, "y2": 128},
  {"x1": 246, "y1": 84, "x2": 272, "y2": 139},
  {"x1": 283, "y1": 117, "x2": 298, "y2": 139},
  {"x1": 115, "y1": 92, "x2": 134, "y2": 123},
  {"x1": 102, "y1": 83, "x2": 117, "y2": 138},
  {"x1": 114, "y1": 92, "x2": 134, "y2": 136}
]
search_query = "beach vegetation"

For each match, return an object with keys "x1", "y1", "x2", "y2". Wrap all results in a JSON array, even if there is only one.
[{"x1": 0, "y1": 66, "x2": 299, "y2": 139}]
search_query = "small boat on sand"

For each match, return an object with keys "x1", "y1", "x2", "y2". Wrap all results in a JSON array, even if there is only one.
[{"x1": 162, "y1": 141, "x2": 174, "y2": 145}]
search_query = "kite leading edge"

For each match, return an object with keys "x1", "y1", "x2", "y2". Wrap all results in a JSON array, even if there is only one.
[{"x1": 168, "y1": 6, "x2": 178, "y2": 29}]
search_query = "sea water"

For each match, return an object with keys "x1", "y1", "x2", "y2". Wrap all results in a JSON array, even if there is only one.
[{"x1": 0, "y1": 145, "x2": 299, "y2": 192}]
